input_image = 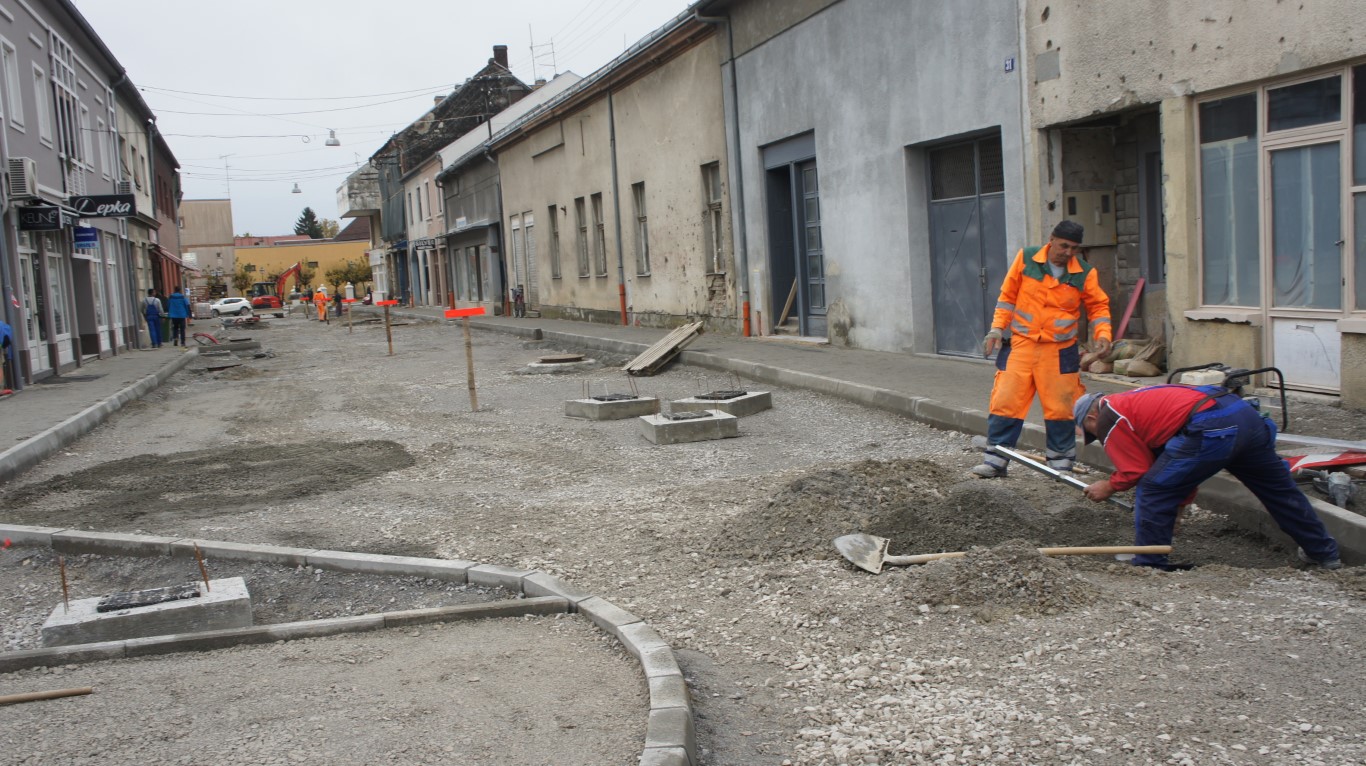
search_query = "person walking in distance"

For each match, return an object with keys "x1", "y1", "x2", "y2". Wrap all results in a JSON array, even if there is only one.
[
  {"x1": 313, "y1": 285, "x2": 329, "y2": 324},
  {"x1": 166, "y1": 286, "x2": 191, "y2": 347},
  {"x1": 143, "y1": 288, "x2": 164, "y2": 348},
  {"x1": 974, "y1": 220, "x2": 1112, "y2": 478},
  {"x1": 1075, "y1": 386, "x2": 1342, "y2": 571}
]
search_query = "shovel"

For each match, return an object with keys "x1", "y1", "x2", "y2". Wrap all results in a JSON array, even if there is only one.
[
  {"x1": 992, "y1": 445, "x2": 1134, "y2": 511},
  {"x1": 833, "y1": 533, "x2": 1172, "y2": 574}
]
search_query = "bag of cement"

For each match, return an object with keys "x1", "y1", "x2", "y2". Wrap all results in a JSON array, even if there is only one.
[
  {"x1": 1104, "y1": 339, "x2": 1141, "y2": 363},
  {"x1": 1125, "y1": 359, "x2": 1161, "y2": 377},
  {"x1": 1132, "y1": 336, "x2": 1167, "y2": 371},
  {"x1": 1088, "y1": 360, "x2": 1114, "y2": 374}
]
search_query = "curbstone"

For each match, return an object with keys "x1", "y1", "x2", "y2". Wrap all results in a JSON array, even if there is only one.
[
  {"x1": 639, "y1": 747, "x2": 692, "y2": 766},
  {"x1": 0, "y1": 524, "x2": 64, "y2": 546},
  {"x1": 521, "y1": 572, "x2": 594, "y2": 607},
  {"x1": 617, "y1": 622, "x2": 668, "y2": 660},
  {"x1": 52, "y1": 530, "x2": 179, "y2": 557},
  {"x1": 577, "y1": 596, "x2": 643, "y2": 641},
  {"x1": 644, "y1": 706, "x2": 697, "y2": 759},
  {"x1": 306, "y1": 550, "x2": 475, "y2": 582},
  {"x1": 0, "y1": 640, "x2": 126, "y2": 674},
  {"x1": 649, "y1": 673, "x2": 691, "y2": 710},
  {"x1": 263, "y1": 614, "x2": 387, "y2": 642},
  {"x1": 382, "y1": 597, "x2": 569, "y2": 628},
  {"x1": 467, "y1": 563, "x2": 534, "y2": 592},
  {"x1": 170, "y1": 539, "x2": 315, "y2": 566},
  {"x1": 640, "y1": 644, "x2": 684, "y2": 680}
]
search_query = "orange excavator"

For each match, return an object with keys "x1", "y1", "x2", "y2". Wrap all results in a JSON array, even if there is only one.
[{"x1": 250, "y1": 262, "x2": 301, "y2": 318}]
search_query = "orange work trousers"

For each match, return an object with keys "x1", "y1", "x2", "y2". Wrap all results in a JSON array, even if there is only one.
[
  {"x1": 316, "y1": 301, "x2": 328, "y2": 322},
  {"x1": 987, "y1": 335, "x2": 1082, "y2": 422}
]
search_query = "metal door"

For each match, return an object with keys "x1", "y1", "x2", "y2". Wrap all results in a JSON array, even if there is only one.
[
  {"x1": 928, "y1": 136, "x2": 1007, "y2": 357},
  {"x1": 798, "y1": 161, "x2": 825, "y2": 335}
]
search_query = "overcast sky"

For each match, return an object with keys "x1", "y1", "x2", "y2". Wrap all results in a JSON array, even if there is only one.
[{"x1": 71, "y1": 0, "x2": 693, "y2": 237}]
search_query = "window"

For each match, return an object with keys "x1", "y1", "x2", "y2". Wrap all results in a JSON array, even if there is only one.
[
  {"x1": 1199, "y1": 93, "x2": 1259, "y2": 306},
  {"x1": 246, "y1": 264, "x2": 257, "y2": 273},
  {"x1": 632, "y1": 182, "x2": 649, "y2": 275},
  {"x1": 307, "y1": 261, "x2": 319, "y2": 269},
  {"x1": 548, "y1": 204, "x2": 562, "y2": 279},
  {"x1": 96, "y1": 117, "x2": 107, "y2": 176},
  {"x1": 1, "y1": 39, "x2": 22, "y2": 127},
  {"x1": 1197, "y1": 68, "x2": 1366, "y2": 313},
  {"x1": 424, "y1": 182, "x2": 432, "y2": 220},
  {"x1": 33, "y1": 65, "x2": 51, "y2": 144},
  {"x1": 575, "y1": 196, "x2": 589, "y2": 277},
  {"x1": 702, "y1": 163, "x2": 725, "y2": 274},
  {"x1": 591, "y1": 192, "x2": 606, "y2": 276},
  {"x1": 79, "y1": 105, "x2": 92, "y2": 168},
  {"x1": 415, "y1": 188, "x2": 423, "y2": 222}
]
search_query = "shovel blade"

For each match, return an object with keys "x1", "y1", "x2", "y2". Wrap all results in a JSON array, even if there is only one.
[{"x1": 834, "y1": 533, "x2": 892, "y2": 574}]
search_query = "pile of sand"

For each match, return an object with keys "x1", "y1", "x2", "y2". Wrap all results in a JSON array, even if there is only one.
[{"x1": 909, "y1": 539, "x2": 1102, "y2": 619}]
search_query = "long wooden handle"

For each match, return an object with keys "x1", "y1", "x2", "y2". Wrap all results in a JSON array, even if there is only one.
[
  {"x1": 0, "y1": 687, "x2": 93, "y2": 706},
  {"x1": 884, "y1": 545, "x2": 1172, "y2": 567}
]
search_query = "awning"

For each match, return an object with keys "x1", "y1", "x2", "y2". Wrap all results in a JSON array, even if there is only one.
[{"x1": 151, "y1": 244, "x2": 199, "y2": 271}]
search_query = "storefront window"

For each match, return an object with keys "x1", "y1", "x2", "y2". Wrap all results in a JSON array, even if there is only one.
[
  {"x1": 47, "y1": 254, "x2": 66, "y2": 336},
  {"x1": 1271, "y1": 143, "x2": 1341, "y2": 309},
  {"x1": 1355, "y1": 193, "x2": 1366, "y2": 311},
  {"x1": 1267, "y1": 76, "x2": 1341, "y2": 132}
]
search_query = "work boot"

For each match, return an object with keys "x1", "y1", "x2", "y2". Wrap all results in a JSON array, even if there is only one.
[
  {"x1": 971, "y1": 449, "x2": 1009, "y2": 478},
  {"x1": 1046, "y1": 449, "x2": 1076, "y2": 474},
  {"x1": 1297, "y1": 547, "x2": 1343, "y2": 571}
]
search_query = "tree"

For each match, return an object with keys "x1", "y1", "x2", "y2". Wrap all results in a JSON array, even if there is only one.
[
  {"x1": 231, "y1": 263, "x2": 255, "y2": 295},
  {"x1": 324, "y1": 259, "x2": 373, "y2": 293},
  {"x1": 294, "y1": 207, "x2": 324, "y2": 239},
  {"x1": 296, "y1": 265, "x2": 316, "y2": 293},
  {"x1": 319, "y1": 218, "x2": 340, "y2": 239}
]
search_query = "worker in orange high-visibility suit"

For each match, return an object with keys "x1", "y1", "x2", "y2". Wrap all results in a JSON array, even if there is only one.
[
  {"x1": 313, "y1": 285, "x2": 330, "y2": 323},
  {"x1": 974, "y1": 220, "x2": 1112, "y2": 478}
]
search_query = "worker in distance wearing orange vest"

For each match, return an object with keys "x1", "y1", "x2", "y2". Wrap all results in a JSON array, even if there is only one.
[
  {"x1": 973, "y1": 220, "x2": 1112, "y2": 478},
  {"x1": 313, "y1": 285, "x2": 330, "y2": 324}
]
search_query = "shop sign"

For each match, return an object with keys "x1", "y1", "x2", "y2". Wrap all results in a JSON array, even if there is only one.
[
  {"x1": 69, "y1": 194, "x2": 136, "y2": 217},
  {"x1": 74, "y1": 226, "x2": 99, "y2": 249},
  {"x1": 412, "y1": 237, "x2": 437, "y2": 250},
  {"x1": 18, "y1": 206, "x2": 73, "y2": 230}
]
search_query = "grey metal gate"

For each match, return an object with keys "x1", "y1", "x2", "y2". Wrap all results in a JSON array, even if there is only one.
[{"x1": 927, "y1": 135, "x2": 1007, "y2": 357}]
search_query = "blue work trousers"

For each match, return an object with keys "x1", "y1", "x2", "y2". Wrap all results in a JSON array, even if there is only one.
[
  {"x1": 146, "y1": 312, "x2": 162, "y2": 347},
  {"x1": 1132, "y1": 398, "x2": 1339, "y2": 566}
]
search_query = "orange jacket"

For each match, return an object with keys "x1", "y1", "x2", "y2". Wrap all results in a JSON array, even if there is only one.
[
  {"x1": 313, "y1": 290, "x2": 328, "y2": 305},
  {"x1": 991, "y1": 244, "x2": 1112, "y2": 345}
]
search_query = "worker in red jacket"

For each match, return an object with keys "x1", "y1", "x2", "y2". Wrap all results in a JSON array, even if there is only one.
[
  {"x1": 974, "y1": 220, "x2": 1112, "y2": 478},
  {"x1": 1076, "y1": 385, "x2": 1341, "y2": 570}
]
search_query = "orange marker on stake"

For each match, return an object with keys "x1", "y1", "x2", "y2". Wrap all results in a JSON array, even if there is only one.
[{"x1": 446, "y1": 307, "x2": 487, "y2": 412}]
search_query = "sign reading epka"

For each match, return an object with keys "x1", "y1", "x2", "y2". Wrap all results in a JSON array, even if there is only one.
[{"x1": 69, "y1": 194, "x2": 135, "y2": 218}]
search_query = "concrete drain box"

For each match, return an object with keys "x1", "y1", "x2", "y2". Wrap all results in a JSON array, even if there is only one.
[
  {"x1": 565, "y1": 394, "x2": 660, "y2": 420},
  {"x1": 671, "y1": 390, "x2": 772, "y2": 418},
  {"x1": 639, "y1": 410, "x2": 739, "y2": 445},
  {"x1": 41, "y1": 577, "x2": 253, "y2": 647}
]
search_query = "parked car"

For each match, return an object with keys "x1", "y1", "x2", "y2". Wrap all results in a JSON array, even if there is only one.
[{"x1": 209, "y1": 297, "x2": 253, "y2": 317}]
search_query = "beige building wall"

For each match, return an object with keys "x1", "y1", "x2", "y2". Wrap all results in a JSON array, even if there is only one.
[
  {"x1": 233, "y1": 240, "x2": 371, "y2": 293},
  {"x1": 497, "y1": 32, "x2": 734, "y2": 328},
  {"x1": 179, "y1": 199, "x2": 236, "y2": 292}
]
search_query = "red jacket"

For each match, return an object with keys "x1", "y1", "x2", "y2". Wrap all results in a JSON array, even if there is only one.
[{"x1": 1094, "y1": 385, "x2": 1222, "y2": 491}]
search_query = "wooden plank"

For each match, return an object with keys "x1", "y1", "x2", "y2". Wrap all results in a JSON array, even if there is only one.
[
  {"x1": 777, "y1": 278, "x2": 798, "y2": 329},
  {"x1": 623, "y1": 321, "x2": 705, "y2": 376}
]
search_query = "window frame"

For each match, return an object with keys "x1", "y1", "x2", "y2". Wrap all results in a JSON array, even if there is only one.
[
  {"x1": 1, "y1": 37, "x2": 22, "y2": 130},
  {"x1": 548, "y1": 204, "x2": 562, "y2": 279},
  {"x1": 32, "y1": 63, "x2": 51, "y2": 146},
  {"x1": 575, "y1": 196, "x2": 589, "y2": 278},
  {"x1": 632, "y1": 181, "x2": 649, "y2": 276},
  {"x1": 591, "y1": 192, "x2": 607, "y2": 276},
  {"x1": 702, "y1": 162, "x2": 725, "y2": 275}
]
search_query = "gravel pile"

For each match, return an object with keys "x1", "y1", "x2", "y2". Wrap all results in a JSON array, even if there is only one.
[{"x1": 909, "y1": 540, "x2": 1103, "y2": 619}]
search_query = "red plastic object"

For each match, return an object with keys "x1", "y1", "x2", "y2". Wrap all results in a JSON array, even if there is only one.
[
  {"x1": 1285, "y1": 451, "x2": 1366, "y2": 473},
  {"x1": 376, "y1": 300, "x2": 399, "y2": 306},
  {"x1": 445, "y1": 307, "x2": 487, "y2": 318},
  {"x1": 343, "y1": 298, "x2": 357, "y2": 303}
]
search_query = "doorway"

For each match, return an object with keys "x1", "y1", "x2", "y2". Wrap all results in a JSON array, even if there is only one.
[
  {"x1": 927, "y1": 134, "x2": 1007, "y2": 357},
  {"x1": 763, "y1": 133, "x2": 825, "y2": 337}
]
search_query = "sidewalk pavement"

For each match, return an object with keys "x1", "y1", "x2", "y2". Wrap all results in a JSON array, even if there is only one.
[{"x1": 2, "y1": 306, "x2": 1362, "y2": 561}]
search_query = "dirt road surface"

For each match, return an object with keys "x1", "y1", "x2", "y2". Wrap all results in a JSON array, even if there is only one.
[{"x1": 2, "y1": 315, "x2": 1364, "y2": 765}]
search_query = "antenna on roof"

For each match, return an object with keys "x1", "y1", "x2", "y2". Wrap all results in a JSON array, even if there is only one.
[{"x1": 528, "y1": 24, "x2": 556, "y2": 82}]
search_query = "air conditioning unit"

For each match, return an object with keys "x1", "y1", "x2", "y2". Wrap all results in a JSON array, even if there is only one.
[
  {"x1": 7, "y1": 157, "x2": 37, "y2": 198},
  {"x1": 116, "y1": 180, "x2": 133, "y2": 195}
]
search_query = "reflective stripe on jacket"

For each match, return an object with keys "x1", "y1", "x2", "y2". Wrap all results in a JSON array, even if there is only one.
[{"x1": 991, "y1": 244, "x2": 1112, "y2": 345}]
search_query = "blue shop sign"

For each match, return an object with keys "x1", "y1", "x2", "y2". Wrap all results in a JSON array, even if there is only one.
[{"x1": 75, "y1": 226, "x2": 99, "y2": 249}]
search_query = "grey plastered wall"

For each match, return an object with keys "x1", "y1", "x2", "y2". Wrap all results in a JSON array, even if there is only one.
[{"x1": 728, "y1": 0, "x2": 1028, "y2": 354}]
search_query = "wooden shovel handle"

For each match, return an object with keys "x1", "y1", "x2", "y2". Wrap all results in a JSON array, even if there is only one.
[
  {"x1": 0, "y1": 687, "x2": 93, "y2": 706},
  {"x1": 884, "y1": 545, "x2": 1172, "y2": 567}
]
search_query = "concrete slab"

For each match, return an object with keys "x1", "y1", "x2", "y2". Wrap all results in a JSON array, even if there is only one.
[
  {"x1": 41, "y1": 576, "x2": 252, "y2": 647},
  {"x1": 467, "y1": 563, "x2": 534, "y2": 591},
  {"x1": 670, "y1": 391, "x2": 772, "y2": 417},
  {"x1": 645, "y1": 706, "x2": 697, "y2": 760},
  {"x1": 564, "y1": 396, "x2": 660, "y2": 420},
  {"x1": 171, "y1": 539, "x2": 314, "y2": 566},
  {"x1": 639, "y1": 410, "x2": 739, "y2": 445},
  {"x1": 0, "y1": 524, "x2": 64, "y2": 546},
  {"x1": 306, "y1": 550, "x2": 475, "y2": 582},
  {"x1": 51, "y1": 530, "x2": 179, "y2": 557}
]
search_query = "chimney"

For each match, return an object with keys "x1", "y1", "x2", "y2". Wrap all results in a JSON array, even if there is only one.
[
  {"x1": 534, "y1": 78, "x2": 546, "y2": 89},
  {"x1": 434, "y1": 95, "x2": 444, "y2": 107},
  {"x1": 492, "y1": 45, "x2": 509, "y2": 69}
]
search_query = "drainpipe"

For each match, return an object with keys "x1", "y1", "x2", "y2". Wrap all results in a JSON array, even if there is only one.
[
  {"x1": 0, "y1": 88, "x2": 21, "y2": 388},
  {"x1": 486, "y1": 148, "x2": 507, "y2": 315},
  {"x1": 608, "y1": 89, "x2": 628, "y2": 325},
  {"x1": 695, "y1": 6, "x2": 751, "y2": 335}
]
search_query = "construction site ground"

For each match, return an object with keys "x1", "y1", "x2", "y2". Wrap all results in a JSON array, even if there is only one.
[{"x1": 1, "y1": 313, "x2": 1364, "y2": 765}]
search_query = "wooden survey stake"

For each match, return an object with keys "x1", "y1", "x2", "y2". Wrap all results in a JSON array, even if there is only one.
[
  {"x1": 377, "y1": 300, "x2": 398, "y2": 355},
  {"x1": 343, "y1": 298, "x2": 357, "y2": 334},
  {"x1": 446, "y1": 307, "x2": 486, "y2": 411}
]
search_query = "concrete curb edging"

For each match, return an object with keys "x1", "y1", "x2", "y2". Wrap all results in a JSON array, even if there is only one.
[
  {"x1": 0, "y1": 526, "x2": 698, "y2": 766},
  {"x1": 0, "y1": 349, "x2": 199, "y2": 485}
]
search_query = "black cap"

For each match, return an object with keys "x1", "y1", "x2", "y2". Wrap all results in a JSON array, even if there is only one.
[{"x1": 1052, "y1": 220, "x2": 1085, "y2": 243}]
